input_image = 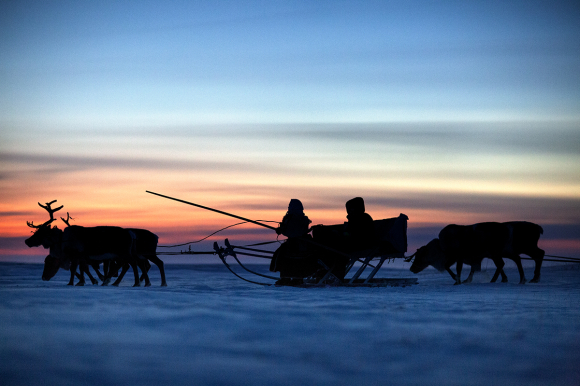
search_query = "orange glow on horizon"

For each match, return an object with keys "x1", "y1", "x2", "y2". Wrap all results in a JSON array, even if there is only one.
[{"x1": 2, "y1": 122, "x2": 580, "y2": 262}]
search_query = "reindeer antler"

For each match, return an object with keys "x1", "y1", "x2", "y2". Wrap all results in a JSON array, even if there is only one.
[
  {"x1": 60, "y1": 212, "x2": 74, "y2": 227},
  {"x1": 27, "y1": 200, "x2": 63, "y2": 229},
  {"x1": 38, "y1": 200, "x2": 64, "y2": 217},
  {"x1": 26, "y1": 220, "x2": 42, "y2": 229}
]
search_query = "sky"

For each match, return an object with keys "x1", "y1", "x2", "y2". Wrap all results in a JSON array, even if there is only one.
[{"x1": 1, "y1": 0, "x2": 579, "y2": 262}]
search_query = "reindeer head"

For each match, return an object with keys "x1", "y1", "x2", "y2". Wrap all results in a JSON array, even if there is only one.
[
  {"x1": 25, "y1": 200, "x2": 63, "y2": 248},
  {"x1": 409, "y1": 238, "x2": 446, "y2": 273}
]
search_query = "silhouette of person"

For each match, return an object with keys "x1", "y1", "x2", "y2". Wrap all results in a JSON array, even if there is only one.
[
  {"x1": 270, "y1": 199, "x2": 314, "y2": 284},
  {"x1": 344, "y1": 197, "x2": 374, "y2": 251},
  {"x1": 275, "y1": 199, "x2": 311, "y2": 238}
]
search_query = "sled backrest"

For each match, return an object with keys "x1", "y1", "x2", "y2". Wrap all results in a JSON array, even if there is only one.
[{"x1": 311, "y1": 213, "x2": 408, "y2": 254}]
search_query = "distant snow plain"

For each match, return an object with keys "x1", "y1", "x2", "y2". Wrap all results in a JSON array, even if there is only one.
[{"x1": 0, "y1": 262, "x2": 579, "y2": 386}]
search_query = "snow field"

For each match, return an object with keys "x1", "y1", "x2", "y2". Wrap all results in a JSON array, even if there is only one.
[{"x1": 0, "y1": 263, "x2": 579, "y2": 386}]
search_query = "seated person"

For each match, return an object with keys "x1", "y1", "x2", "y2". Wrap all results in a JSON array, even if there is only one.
[
  {"x1": 275, "y1": 199, "x2": 311, "y2": 238},
  {"x1": 344, "y1": 197, "x2": 374, "y2": 251},
  {"x1": 270, "y1": 199, "x2": 315, "y2": 284},
  {"x1": 313, "y1": 197, "x2": 375, "y2": 282}
]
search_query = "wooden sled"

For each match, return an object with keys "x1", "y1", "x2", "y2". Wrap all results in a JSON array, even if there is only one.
[{"x1": 214, "y1": 213, "x2": 418, "y2": 287}]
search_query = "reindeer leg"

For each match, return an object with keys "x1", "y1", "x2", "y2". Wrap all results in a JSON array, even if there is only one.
[
  {"x1": 91, "y1": 263, "x2": 104, "y2": 281},
  {"x1": 101, "y1": 260, "x2": 118, "y2": 286},
  {"x1": 530, "y1": 248, "x2": 545, "y2": 283},
  {"x1": 139, "y1": 259, "x2": 151, "y2": 283},
  {"x1": 69, "y1": 259, "x2": 78, "y2": 286},
  {"x1": 490, "y1": 256, "x2": 505, "y2": 283},
  {"x1": 103, "y1": 260, "x2": 110, "y2": 278},
  {"x1": 462, "y1": 266, "x2": 476, "y2": 284},
  {"x1": 130, "y1": 260, "x2": 141, "y2": 287},
  {"x1": 149, "y1": 255, "x2": 167, "y2": 287},
  {"x1": 454, "y1": 260, "x2": 463, "y2": 285},
  {"x1": 75, "y1": 271, "x2": 85, "y2": 286},
  {"x1": 445, "y1": 263, "x2": 457, "y2": 281},
  {"x1": 132, "y1": 260, "x2": 141, "y2": 287},
  {"x1": 111, "y1": 263, "x2": 130, "y2": 286},
  {"x1": 75, "y1": 260, "x2": 88, "y2": 286},
  {"x1": 137, "y1": 259, "x2": 151, "y2": 287},
  {"x1": 510, "y1": 255, "x2": 526, "y2": 284},
  {"x1": 84, "y1": 266, "x2": 98, "y2": 285},
  {"x1": 500, "y1": 269, "x2": 508, "y2": 283}
]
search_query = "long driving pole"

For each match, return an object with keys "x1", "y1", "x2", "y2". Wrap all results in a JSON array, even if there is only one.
[
  {"x1": 146, "y1": 190, "x2": 375, "y2": 266},
  {"x1": 146, "y1": 191, "x2": 277, "y2": 230}
]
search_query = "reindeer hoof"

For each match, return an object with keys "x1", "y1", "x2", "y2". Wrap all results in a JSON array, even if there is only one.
[
  {"x1": 530, "y1": 277, "x2": 540, "y2": 283},
  {"x1": 144, "y1": 282, "x2": 151, "y2": 287},
  {"x1": 519, "y1": 280, "x2": 527, "y2": 285},
  {"x1": 161, "y1": 283, "x2": 168, "y2": 287},
  {"x1": 75, "y1": 282, "x2": 84, "y2": 286},
  {"x1": 133, "y1": 283, "x2": 140, "y2": 287},
  {"x1": 453, "y1": 281, "x2": 461, "y2": 285},
  {"x1": 112, "y1": 283, "x2": 120, "y2": 287}
]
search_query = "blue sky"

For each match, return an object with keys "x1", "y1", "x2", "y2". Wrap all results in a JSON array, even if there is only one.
[{"x1": 2, "y1": 0, "x2": 579, "y2": 125}]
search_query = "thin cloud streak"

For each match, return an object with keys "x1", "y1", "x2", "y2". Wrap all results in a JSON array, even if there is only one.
[
  {"x1": 1, "y1": 151, "x2": 267, "y2": 173},
  {"x1": 3, "y1": 149, "x2": 574, "y2": 184},
  {"x1": 11, "y1": 121, "x2": 578, "y2": 154}
]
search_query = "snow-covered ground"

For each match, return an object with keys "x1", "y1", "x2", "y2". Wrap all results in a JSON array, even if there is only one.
[{"x1": 1, "y1": 262, "x2": 579, "y2": 386}]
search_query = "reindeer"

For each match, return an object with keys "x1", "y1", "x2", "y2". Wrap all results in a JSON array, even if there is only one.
[
  {"x1": 408, "y1": 221, "x2": 544, "y2": 284},
  {"x1": 25, "y1": 200, "x2": 146, "y2": 287},
  {"x1": 38, "y1": 210, "x2": 108, "y2": 284},
  {"x1": 27, "y1": 201, "x2": 166, "y2": 286},
  {"x1": 23, "y1": 201, "x2": 98, "y2": 283},
  {"x1": 127, "y1": 228, "x2": 166, "y2": 286},
  {"x1": 97, "y1": 228, "x2": 166, "y2": 287},
  {"x1": 59, "y1": 213, "x2": 166, "y2": 287},
  {"x1": 59, "y1": 211, "x2": 128, "y2": 283}
]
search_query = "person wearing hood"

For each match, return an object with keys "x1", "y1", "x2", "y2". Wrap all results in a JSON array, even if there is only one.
[
  {"x1": 344, "y1": 197, "x2": 374, "y2": 251},
  {"x1": 270, "y1": 199, "x2": 314, "y2": 284},
  {"x1": 275, "y1": 199, "x2": 311, "y2": 238}
]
